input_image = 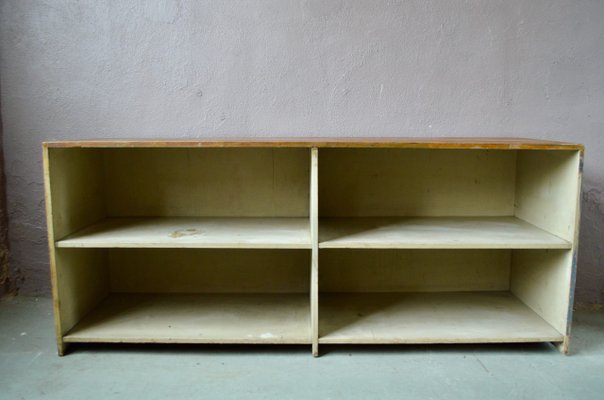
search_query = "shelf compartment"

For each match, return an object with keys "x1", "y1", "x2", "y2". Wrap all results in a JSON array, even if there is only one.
[
  {"x1": 319, "y1": 291, "x2": 563, "y2": 344},
  {"x1": 319, "y1": 217, "x2": 570, "y2": 249},
  {"x1": 64, "y1": 293, "x2": 311, "y2": 344},
  {"x1": 56, "y1": 217, "x2": 311, "y2": 249}
]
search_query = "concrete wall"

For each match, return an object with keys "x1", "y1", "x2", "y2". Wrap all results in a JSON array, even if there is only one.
[
  {"x1": 0, "y1": 1, "x2": 603, "y2": 304},
  {"x1": 0, "y1": 94, "x2": 10, "y2": 297}
]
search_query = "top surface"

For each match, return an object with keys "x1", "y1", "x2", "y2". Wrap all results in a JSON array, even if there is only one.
[{"x1": 43, "y1": 137, "x2": 583, "y2": 150}]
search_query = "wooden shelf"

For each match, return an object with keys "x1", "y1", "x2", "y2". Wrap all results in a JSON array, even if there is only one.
[
  {"x1": 56, "y1": 217, "x2": 311, "y2": 249},
  {"x1": 43, "y1": 140, "x2": 582, "y2": 355},
  {"x1": 319, "y1": 292, "x2": 563, "y2": 344},
  {"x1": 64, "y1": 293, "x2": 311, "y2": 344},
  {"x1": 319, "y1": 217, "x2": 571, "y2": 249}
]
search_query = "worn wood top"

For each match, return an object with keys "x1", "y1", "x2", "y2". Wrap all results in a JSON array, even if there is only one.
[{"x1": 43, "y1": 137, "x2": 583, "y2": 150}]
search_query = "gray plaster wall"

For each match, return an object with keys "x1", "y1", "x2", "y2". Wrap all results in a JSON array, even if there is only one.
[{"x1": 0, "y1": 1, "x2": 603, "y2": 303}]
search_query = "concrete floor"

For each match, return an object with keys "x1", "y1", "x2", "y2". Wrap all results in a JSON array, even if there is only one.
[{"x1": 1, "y1": 297, "x2": 603, "y2": 400}]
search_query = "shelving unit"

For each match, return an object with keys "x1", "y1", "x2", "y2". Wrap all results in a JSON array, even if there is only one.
[{"x1": 43, "y1": 138, "x2": 583, "y2": 356}]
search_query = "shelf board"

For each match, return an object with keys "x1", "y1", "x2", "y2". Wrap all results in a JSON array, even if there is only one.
[
  {"x1": 64, "y1": 293, "x2": 311, "y2": 344},
  {"x1": 319, "y1": 217, "x2": 571, "y2": 249},
  {"x1": 56, "y1": 217, "x2": 311, "y2": 249},
  {"x1": 319, "y1": 291, "x2": 563, "y2": 344}
]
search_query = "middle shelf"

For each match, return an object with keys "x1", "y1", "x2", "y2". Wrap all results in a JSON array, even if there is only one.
[
  {"x1": 55, "y1": 216, "x2": 571, "y2": 249},
  {"x1": 319, "y1": 216, "x2": 570, "y2": 249},
  {"x1": 56, "y1": 217, "x2": 312, "y2": 249}
]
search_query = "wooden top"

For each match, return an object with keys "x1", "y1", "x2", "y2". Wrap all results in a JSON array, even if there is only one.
[{"x1": 43, "y1": 137, "x2": 583, "y2": 150}]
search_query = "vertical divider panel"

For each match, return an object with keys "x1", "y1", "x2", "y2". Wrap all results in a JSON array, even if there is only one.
[
  {"x1": 310, "y1": 147, "x2": 319, "y2": 356},
  {"x1": 43, "y1": 146, "x2": 108, "y2": 356}
]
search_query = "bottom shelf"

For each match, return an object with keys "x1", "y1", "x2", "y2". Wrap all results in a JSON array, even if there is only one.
[
  {"x1": 64, "y1": 293, "x2": 311, "y2": 344},
  {"x1": 319, "y1": 292, "x2": 564, "y2": 344},
  {"x1": 63, "y1": 292, "x2": 563, "y2": 346}
]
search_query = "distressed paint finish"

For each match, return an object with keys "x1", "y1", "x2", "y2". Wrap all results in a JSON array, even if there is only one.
[{"x1": 1, "y1": 1, "x2": 603, "y2": 304}]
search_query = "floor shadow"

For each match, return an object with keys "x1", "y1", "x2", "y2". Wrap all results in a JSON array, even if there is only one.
[
  {"x1": 318, "y1": 342, "x2": 558, "y2": 356},
  {"x1": 67, "y1": 342, "x2": 311, "y2": 356},
  {"x1": 565, "y1": 311, "x2": 604, "y2": 355}
]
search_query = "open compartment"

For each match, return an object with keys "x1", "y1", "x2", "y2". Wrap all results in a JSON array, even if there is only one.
[
  {"x1": 57, "y1": 248, "x2": 311, "y2": 344},
  {"x1": 48, "y1": 147, "x2": 312, "y2": 249},
  {"x1": 318, "y1": 148, "x2": 581, "y2": 248},
  {"x1": 44, "y1": 146, "x2": 314, "y2": 352},
  {"x1": 318, "y1": 249, "x2": 570, "y2": 344}
]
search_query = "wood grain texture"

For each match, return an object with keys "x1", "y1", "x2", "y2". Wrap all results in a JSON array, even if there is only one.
[
  {"x1": 319, "y1": 217, "x2": 570, "y2": 249},
  {"x1": 63, "y1": 293, "x2": 311, "y2": 344},
  {"x1": 319, "y1": 292, "x2": 563, "y2": 343},
  {"x1": 108, "y1": 249, "x2": 310, "y2": 293},
  {"x1": 56, "y1": 217, "x2": 311, "y2": 249},
  {"x1": 104, "y1": 147, "x2": 309, "y2": 218},
  {"x1": 319, "y1": 148, "x2": 517, "y2": 217},
  {"x1": 44, "y1": 137, "x2": 583, "y2": 150},
  {"x1": 320, "y1": 249, "x2": 510, "y2": 292}
]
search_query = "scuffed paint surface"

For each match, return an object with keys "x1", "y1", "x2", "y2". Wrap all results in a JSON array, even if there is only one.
[{"x1": 0, "y1": 1, "x2": 603, "y2": 303}]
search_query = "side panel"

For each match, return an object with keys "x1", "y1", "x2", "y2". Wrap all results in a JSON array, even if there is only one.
[
  {"x1": 47, "y1": 148, "x2": 105, "y2": 240},
  {"x1": 515, "y1": 150, "x2": 581, "y2": 242},
  {"x1": 54, "y1": 249, "x2": 109, "y2": 335},
  {"x1": 44, "y1": 147, "x2": 106, "y2": 354},
  {"x1": 510, "y1": 250, "x2": 572, "y2": 336}
]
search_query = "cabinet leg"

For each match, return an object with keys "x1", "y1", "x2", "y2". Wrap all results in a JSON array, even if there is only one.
[
  {"x1": 57, "y1": 341, "x2": 68, "y2": 357},
  {"x1": 312, "y1": 343, "x2": 319, "y2": 357},
  {"x1": 553, "y1": 336, "x2": 570, "y2": 354}
]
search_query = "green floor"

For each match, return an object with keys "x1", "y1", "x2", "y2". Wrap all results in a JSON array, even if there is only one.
[{"x1": 1, "y1": 297, "x2": 603, "y2": 400}]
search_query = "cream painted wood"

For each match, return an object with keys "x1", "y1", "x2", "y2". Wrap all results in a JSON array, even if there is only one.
[
  {"x1": 44, "y1": 147, "x2": 107, "y2": 355},
  {"x1": 319, "y1": 149, "x2": 517, "y2": 217},
  {"x1": 515, "y1": 150, "x2": 582, "y2": 242},
  {"x1": 64, "y1": 293, "x2": 311, "y2": 344},
  {"x1": 43, "y1": 140, "x2": 583, "y2": 356},
  {"x1": 319, "y1": 292, "x2": 563, "y2": 343},
  {"x1": 104, "y1": 148, "x2": 310, "y2": 217},
  {"x1": 108, "y1": 249, "x2": 310, "y2": 293},
  {"x1": 319, "y1": 217, "x2": 570, "y2": 249},
  {"x1": 512, "y1": 149, "x2": 582, "y2": 353},
  {"x1": 56, "y1": 217, "x2": 311, "y2": 249},
  {"x1": 320, "y1": 250, "x2": 510, "y2": 292},
  {"x1": 510, "y1": 250, "x2": 573, "y2": 336},
  {"x1": 43, "y1": 146, "x2": 65, "y2": 355},
  {"x1": 47, "y1": 148, "x2": 105, "y2": 240},
  {"x1": 310, "y1": 148, "x2": 319, "y2": 356},
  {"x1": 54, "y1": 249, "x2": 109, "y2": 335}
]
